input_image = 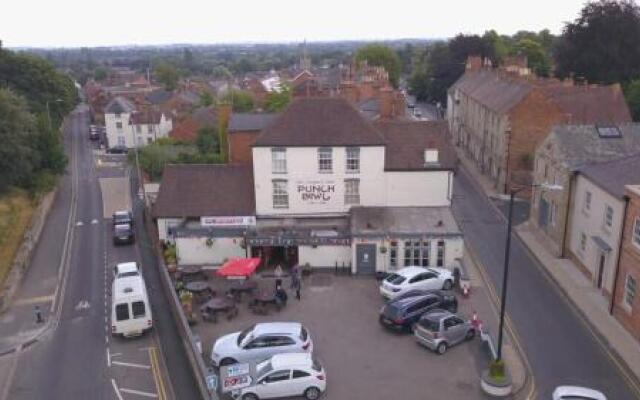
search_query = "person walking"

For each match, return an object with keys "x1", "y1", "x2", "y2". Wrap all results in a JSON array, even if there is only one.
[
  {"x1": 290, "y1": 264, "x2": 300, "y2": 289},
  {"x1": 274, "y1": 264, "x2": 283, "y2": 289},
  {"x1": 292, "y1": 274, "x2": 301, "y2": 300},
  {"x1": 34, "y1": 305, "x2": 44, "y2": 323}
]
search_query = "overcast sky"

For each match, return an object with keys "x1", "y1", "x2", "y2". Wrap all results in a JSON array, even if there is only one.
[{"x1": 1, "y1": 0, "x2": 588, "y2": 48}]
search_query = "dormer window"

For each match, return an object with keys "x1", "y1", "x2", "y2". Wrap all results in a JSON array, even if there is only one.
[{"x1": 424, "y1": 149, "x2": 439, "y2": 164}]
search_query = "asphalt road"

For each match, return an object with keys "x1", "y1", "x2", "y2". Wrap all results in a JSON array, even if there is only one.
[
  {"x1": 452, "y1": 167, "x2": 640, "y2": 399},
  {"x1": 5, "y1": 106, "x2": 200, "y2": 400}
]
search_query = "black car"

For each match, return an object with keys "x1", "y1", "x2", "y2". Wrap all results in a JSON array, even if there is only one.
[
  {"x1": 113, "y1": 223, "x2": 134, "y2": 245},
  {"x1": 112, "y1": 210, "x2": 133, "y2": 226},
  {"x1": 379, "y1": 291, "x2": 458, "y2": 332},
  {"x1": 107, "y1": 145, "x2": 128, "y2": 154}
]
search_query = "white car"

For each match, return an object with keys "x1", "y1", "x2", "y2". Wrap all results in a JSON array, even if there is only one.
[
  {"x1": 113, "y1": 262, "x2": 140, "y2": 279},
  {"x1": 380, "y1": 266, "x2": 454, "y2": 300},
  {"x1": 232, "y1": 353, "x2": 326, "y2": 400},
  {"x1": 211, "y1": 322, "x2": 313, "y2": 367},
  {"x1": 552, "y1": 386, "x2": 606, "y2": 400}
]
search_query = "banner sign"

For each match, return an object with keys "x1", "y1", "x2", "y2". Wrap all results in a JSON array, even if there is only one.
[
  {"x1": 201, "y1": 216, "x2": 256, "y2": 227},
  {"x1": 247, "y1": 236, "x2": 351, "y2": 246}
]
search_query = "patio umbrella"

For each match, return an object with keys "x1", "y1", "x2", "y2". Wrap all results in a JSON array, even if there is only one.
[{"x1": 216, "y1": 258, "x2": 261, "y2": 278}]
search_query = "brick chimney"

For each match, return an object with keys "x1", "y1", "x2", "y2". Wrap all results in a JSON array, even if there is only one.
[
  {"x1": 465, "y1": 55, "x2": 483, "y2": 72},
  {"x1": 379, "y1": 87, "x2": 394, "y2": 119}
]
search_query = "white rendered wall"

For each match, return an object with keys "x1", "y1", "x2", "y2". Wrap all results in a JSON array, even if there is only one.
[
  {"x1": 175, "y1": 236, "x2": 245, "y2": 266},
  {"x1": 298, "y1": 245, "x2": 351, "y2": 268}
]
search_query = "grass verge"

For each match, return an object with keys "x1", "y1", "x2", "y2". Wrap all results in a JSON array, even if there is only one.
[{"x1": 0, "y1": 190, "x2": 36, "y2": 286}]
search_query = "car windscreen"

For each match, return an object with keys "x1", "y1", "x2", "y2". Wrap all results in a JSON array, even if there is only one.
[
  {"x1": 115, "y1": 225, "x2": 131, "y2": 234},
  {"x1": 256, "y1": 359, "x2": 273, "y2": 376},
  {"x1": 382, "y1": 304, "x2": 403, "y2": 319},
  {"x1": 312, "y1": 356, "x2": 322, "y2": 372},
  {"x1": 237, "y1": 325, "x2": 255, "y2": 346},
  {"x1": 118, "y1": 271, "x2": 138, "y2": 278},
  {"x1": 300, "y1": 326, "x2": 308, "y2": 342},
  {"x1": 385, "y1": 273, "x2": 406, "y2": 285},
  {"x1": 418, "y1": 316, "x2": 440, "y2": 331}
]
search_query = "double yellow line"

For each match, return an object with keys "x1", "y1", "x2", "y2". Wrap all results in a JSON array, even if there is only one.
[{"x1": 149, "y1": 347, "x2": 167, "y2": 400}]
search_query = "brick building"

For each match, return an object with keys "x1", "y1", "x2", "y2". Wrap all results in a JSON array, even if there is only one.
[
  {"x1": 447, "y1": 58, "x2": 632, "y2": 193},
  {"x1": 613, "y1": 185, "x2": 640, "y2": 342},
  {"x1": 227, "y1": 113, "x2": 279, "y2": 164}
]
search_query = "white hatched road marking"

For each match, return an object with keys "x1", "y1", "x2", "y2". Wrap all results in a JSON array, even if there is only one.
[
  {"x1": 91, "y1": 219, "x2": 99, "y2": 224},
  {"x1": 76, "y1": 221, "x2": 83, "y2": 226},
  {"x1": 119, "y1": 388, "x2": 158, "y2": 398},
  {"x1": 111, "y1": 361, "x2": 151, "y2": 370},
  {"x1": 111, "y1": 379, "x2": 124, "y2": 400}
]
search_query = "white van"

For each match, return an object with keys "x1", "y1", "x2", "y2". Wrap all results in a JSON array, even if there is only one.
[{"x1": 111, "y1": 275, "x2": 152, "y2": 337}]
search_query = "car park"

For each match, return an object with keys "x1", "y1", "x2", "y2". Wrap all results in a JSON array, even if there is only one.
[
  {"x1": 211, "y1": 322, "x2": 313, "y2": 367},
  {"x1": 380, "y1": 266, "x2": 454, "y2": 300},
  {"x1": 379, "y1": 291, "x2": 458, "y2": 332},
  {"x1": 112, "y1": 210, "x2": 134, "y2": 226},
  {"x1": 113, "y1": 223, "x2": 134, "y2": 245},
  {"x1": 552, "y1": 386, "x2": 607, "y2": 400},
  {"x1": 231, "y1": 353, "x2": 326, "y2": 400},
  {"x1": 413, "y1": 309, "x2": 475, "y2": 354}
]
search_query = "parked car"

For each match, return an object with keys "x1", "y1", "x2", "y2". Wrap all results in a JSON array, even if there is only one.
[
  {"x1": 113, "y1": 223, "x2": 134, "y2": 245},
  {"x1": 211, "y1": 322, "x2": 313, "y2": 367},
  {"x1": 379, "y1": 266, "x2": 454, "y2": 300},
  {"x1": 552, "y1": 386, "x2": 606, "y2": 400},
  {"x1": 379, "y1": 291, "x2": 458, "y2": 332},
  {"x1": 107, "y1": 145, "x2": 128, "y2": 154},
  {"x1": 112, "y1": 210, "x2": 133, "y2": 226},
  {"x1": 231, "y1": 353, "x2": 326, "y2": 400},
  {"x1": 113, "y1": 262, "x2": 140, "y2": 279},
  {"x1": 413, "y1": 309, "x2": 476, "y2": 354}
]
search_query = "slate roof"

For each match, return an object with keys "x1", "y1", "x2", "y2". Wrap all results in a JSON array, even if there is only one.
[
  {"x1": 375, "y1": 120, "x2": 457, "y2": 171},
  {"x1": 228, "y1": 113, "x2": 278, "y2": 132},
  {"x1": 543, "y1": 84, "x2": 631, "y2": 124},
  {"x1": 549, "y1": 123, "x2": 640, "y2": 171},
  {"x1": 130, "y1": 109, "x2": 164, "y2": 125},
  {"x1": 191, "y1": 107, "x2": 218, "y2": 126},
  {"x1": 146, "y1": 89, "x2": 173, "y2": 105},
  {"x1": 153, "y1": 164, "x2": 255, "y2": 218},
  {"x1": 450, "y1": 70, "x2": 532, "y2": 114},
  {"x1": 253, "y1": 97, "x2": 385, "y2": 147},
  {"x1": 350, "y1": 206, "x2": 461, "y2": 237},
  {"x1": 578, "y1": 154, "x2": 640, "y2": 198},
  {"x1": 104, "y1": 96, "x2": 136, "y2": 114}
]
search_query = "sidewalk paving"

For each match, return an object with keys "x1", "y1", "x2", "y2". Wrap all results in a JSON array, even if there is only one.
[{"x1": 516, "y1": 222, "x2": 640, "y2": 383}]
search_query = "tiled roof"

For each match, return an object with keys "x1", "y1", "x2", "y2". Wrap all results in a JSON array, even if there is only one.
[
  {"x1": 579, "y1": 154, "x2": 640, "y2": 198},
  {"x1": 146, "y1": 89, "x2": 173, "y2": 105},
  {"x1": 450, "y1": 70, "x2": 532, "y2": 114},
  {"x1": 228, "y1": 113, "x2": 278, "y2": 132},
  {"x1": 104, "y1": 96, "x2": 136, "y2": 114},
  {"x1": 543, "y1": 84, "x2": 632, "y2": 124},
  {"x1": 153, "y1": 164, "x2": 255, "y2": 218},
  {"x1": 253, "y1": 97, "x2": 385, "y2": 147},
  {"x1": 130, "y1": 109, "x2": 165, "y2": 125},
  {"x1": 375, "y1": 120, "x2": 457, "y2": 171},
  {"x1": 549, "y1": 123, "x2": 640, "y2": 170}
]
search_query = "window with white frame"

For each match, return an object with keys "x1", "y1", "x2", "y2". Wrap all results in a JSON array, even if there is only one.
[
  {"x1": 633, "y1": 217, "x2": 640, "y2": 248},
  {"x1": 117, "y1": 136, "x2": 125, "y2": 146},
  {"x1": 116, "y1": 121, "x2": 123, "y2": 130},
  {"x1": 147, "y1": 125, "x2": 153, "y2": 133},
  {"x1": 346, "y1": 147, "x2": 360, "y2": 173},
  {"x1": 604, "y1": 204, "x2": 614, "y2": 229},
  {"x1": 272, "y1": 180, "x2": 289, "y2": 209},
  {"x1": 389, "y1": 241, "x2": 398, "y2": 268},
  {"x1": 579, "y1": 232, "x2": 587, "y2": 252},
  {"x1": 344, "y1": 179, "x2": 360, "y2": 205},
  {"x1": 624, "y1": 274, "x2": 636, "y2": 311},
  {"x1": 271, "y1": 148, "x2": 287, "y2": 174},
  {"x1": 318, "y1": 147, "x2": 332, "y2": 173},
  {"x1": 404, "y1": 240, "x2": 430, "y2": 266},
  {"x1": 584, "y1": 191, "x2": 592, "y2": 212},
  {"x1": 436, "y1": 240, "x2": 445, "y2": 267}
]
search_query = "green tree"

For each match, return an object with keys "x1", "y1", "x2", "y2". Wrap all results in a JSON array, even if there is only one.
[
  {"x1": 264, "y1": 85, "x2": 291, "y2": 112},
  {"x1": 482, "y1": 30, "x2": 509, "y2": 64},
  {"x1": 625, "y1": 78, "x2": 640, "y2": 120},
  {"x1": 199, "y1": 91, "x2": 214, "y2": 107},
  {"x1": 93, "y1": 67, "x2": 107, "y2": 81},
  {"x1": 136, "y1": 143, "x2": 175, "y2": 181},
  {"x1": 514, "y1": 38, "x2": 552, "y2": 76},
  {"x1": 555, "y1": 0, "x2": 640, "y2": 83},
  {"x1": 154, "y1": 62, "x2": 180, "y2": 91},
  {"x1": 221, "y1": 90, "x2": 254, "y2": 112},
  {"x1": 355, "y1": 44, "x2": 401, "y2": 88},
  {"x1": 195, "y1": 126, "x2": 219, "y2": 154}
]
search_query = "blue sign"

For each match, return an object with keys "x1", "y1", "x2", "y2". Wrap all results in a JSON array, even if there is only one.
[{"x1": 206, "y1": 374, "x2": 218, "y2": 390}]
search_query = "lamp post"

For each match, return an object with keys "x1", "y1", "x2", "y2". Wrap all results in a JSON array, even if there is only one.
[{"x1": 495, "y1": 182, "x2": 563, "y2": 363}]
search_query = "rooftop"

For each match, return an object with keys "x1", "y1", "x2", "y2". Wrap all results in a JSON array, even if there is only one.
[
  {"x1": 104, "y1": 96, "x2": 136, "y2": 114},
  {"x1": 228, "y1": 113, "x2": 279, "y2": 132},
  {"x1": 579, "y1": 154, "x2": 640, "y2": 199},
  {"x1": 350, "y1": 207, "x2": 461, "y2": 237}
]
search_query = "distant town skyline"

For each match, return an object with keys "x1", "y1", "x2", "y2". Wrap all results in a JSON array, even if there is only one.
[{"x1": 2, "y1": 0, "x2": 588, "y2": 48}]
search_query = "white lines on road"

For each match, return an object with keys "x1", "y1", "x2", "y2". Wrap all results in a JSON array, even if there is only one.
[
  {"x1": 74, "y1": 300, "x2": 90, "y2": 311},
  {"x1": 91, "y1": 219, "x2": 99, "y2": 224},
  {"x1": 107, "y1": 347, "x2": 111, "y2": 367},
  {"x1": 76, "y1": 221, "x2": 83, "y2": 227},
  {"x1": 111, "y1": 361, "x2": 151, "y2": 370},
  {"x1": 111, "y1": 379, "x2": 124, "y2": 400},
  {"x1": 119, "y1": 388, "x2": 158, "y2": 398}
]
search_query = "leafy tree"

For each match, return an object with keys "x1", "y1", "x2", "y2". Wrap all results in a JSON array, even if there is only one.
[
  {"x1": 264, "y1": 85, "x2": 291, "y2": 112},
  {"x1": 154, "y1": 62, "x2": 180, "y2": 91},
  {"x1": 221, "y1": 90, "x2": 254, "y2": 112},
  {"x1": 136, "y1": 143, "x2": 175, "y2": 181},
  {"x1": 199, "y1": 91, "x2": 214, "y2": 107},
  {"x1": 514, "y1": 38, "x2": 551, "y2": 76},
  {"x1": 482, "y1": 30, "x2": 509, "y2": 64},
  {"x1": 625, "y1": 78, "x2": 640, "y2": 120},
  {"x1": 195, "y1": 126, "x2": 219, "y2": 154},
  {"x1": 555, "y1": 0, "x2": 640, "y2": 83},
  {"x1": 93, "y1": 67, "x2": 107, "y2": 81},
  {"x1": 355, "y1": 44, "x2": 401, "y2": 87}
]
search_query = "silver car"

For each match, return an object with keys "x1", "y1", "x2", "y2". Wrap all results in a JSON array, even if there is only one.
[
  {"x1": 413, "y1": 309, "x2": 475, "y2": 354},
  {"x1": 211, "y1": 322, "x2": 313, "y2": 367}
]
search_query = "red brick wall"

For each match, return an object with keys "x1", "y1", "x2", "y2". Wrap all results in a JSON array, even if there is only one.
[
  {"x1": 228, "y1": 131, "x2": 259, "y2": 165},
  {"x1": 613, "y1": 190, "x2": 640, "y2": 342}
]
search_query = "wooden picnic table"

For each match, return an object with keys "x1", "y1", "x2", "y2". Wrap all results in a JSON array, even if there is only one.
[
  {"x1": 185, "y1": 281, "x2": 213, "y2": 303},
  {"x1": 250, "y1": 290, "x2": 280, "y2": 315},
  {"x1": 200, "y1": 297, "x2": 238, "y2": 322}
]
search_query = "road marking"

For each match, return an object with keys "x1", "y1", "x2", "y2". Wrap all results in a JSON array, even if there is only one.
[
  {"x1": 149, "y1": 347, "x2": 167, "y2": 400},
  {"x1": 14, "y1": 295, "x2": 55, "y2": 306},
  {"x1": 74, "y1": 300, "x2": 90, "y2": 311},
  {"x1": 111, "y1": 379, "x2": 124, "y2": 400},
  {"x1": 111, "y1": 361, "x2": 151, "y2": 370},
  {"x1": 91, "y1": 219, "x2": 99, "y2": 224},
  {"x1": 119, "y1": 388, "x2": 158, "y2": 398},
  {"x1": 106, "y1": 347, "x2": 111, "y2": 367},
  {"x1": 76, "y1": 221, "x2": 83, "y2": 226}
]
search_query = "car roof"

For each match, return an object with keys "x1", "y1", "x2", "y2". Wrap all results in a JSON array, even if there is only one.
[
  {"x1": 269, "y1": 353, "x2": 313, "y2": 369},
  {"x1": 423, "y1": 309, "x2": 453, "y2": 320},
  {"x1": 554, "y1": 386, "x2": 606, "y2": 399},
  {"x1": 253, "y1": 322, "x2": 302, "y2": 336},
  {"x1": 116, "y1": 262, "x2": 138, "y2": 273},
  {"x1": 391, "y1": 293, "x2": 438, "y2": 308},
  {"x1": 427, "y1": 267, "x2": 449, "y2": 274},
  {"x1": 114, "y1": 223, "x2": 131, "y2": 230},
  {"x1": 394, "y1": 266, "x2": 428, "y2": 277},
  {"x1": 114, "y1": 210, "x2": 131, "y2": 216}
]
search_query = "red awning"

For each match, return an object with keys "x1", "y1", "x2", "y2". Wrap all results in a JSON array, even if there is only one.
[{"x1": 216, "y1": 258, "x2": 261, "y2": 278}]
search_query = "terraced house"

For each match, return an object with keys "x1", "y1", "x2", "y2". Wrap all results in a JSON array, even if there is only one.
[{"x1": 447, "y1": 56, "x2": 632, "y2": 193}]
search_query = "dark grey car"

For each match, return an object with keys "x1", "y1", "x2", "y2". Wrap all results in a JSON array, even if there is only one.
[{"x1": 414, "y1": 309, "x2": 475, "y2": 354}]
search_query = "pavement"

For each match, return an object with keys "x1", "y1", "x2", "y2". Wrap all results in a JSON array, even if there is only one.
[{"x1": 452, "y1": 145, "x2": 640, "y2": 399}]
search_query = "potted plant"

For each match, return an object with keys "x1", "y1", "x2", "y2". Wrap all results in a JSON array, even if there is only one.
[
  {"x1": 179, "y1": 290, "x2": 196, "y2": 324},
  {"x1": 205, "y1": 237, "x2": 215, "y2": 247},
  {"x1": 164, "y1": 244, "x2": 177, "y2": 273},
  {"x1": 481, "y1": 359, "x2": 512, "y2": 396},
  {"x1": 379, "y1": 245, "x2": 388, "y2": 254}
]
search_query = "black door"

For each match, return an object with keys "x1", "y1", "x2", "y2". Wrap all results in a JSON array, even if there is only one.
[
  {"x1": 597, "y1": 253, "x2": 606, "y2": 289},
  {"x1": 356, "y1": 244, "x2": 377, "y2": 275}
]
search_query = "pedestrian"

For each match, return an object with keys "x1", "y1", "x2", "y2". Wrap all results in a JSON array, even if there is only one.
[
  {"x1": 34, "y1": 305, "x2": 44, "y2": 324},
  {"x1": 274, "y1": 264, "x2": 283, "y2": 289},
  {"x1": 275, "y1": 284, "x2": 288, "y2": 308},
  {"x1": 292, "y1": 275, "x2": 301, "y2": 301},
  {"x1": 290, "y1": 264, "x2": 300, "y2": 289}
]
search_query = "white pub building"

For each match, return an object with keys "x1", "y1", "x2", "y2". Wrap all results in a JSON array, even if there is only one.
[{"x1": 154, "y1": 97, "x2": 463, "y2": 274}]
